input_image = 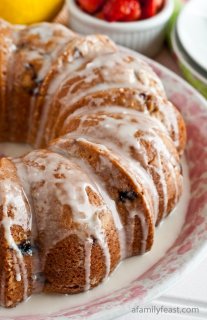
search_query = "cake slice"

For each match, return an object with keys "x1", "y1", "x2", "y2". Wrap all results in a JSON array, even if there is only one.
[
  {"x1": 42, "y1": 52, "x2": 186, "y2": 155},
  {"x1": 21, "y1": 150, "x2": 120, "y2": 294},
  {"x1": 50, "y1": 136, "x2": 156, "y2": 256},
  {"x1": 0, "y1": 157, "x2": 32, "y2": 307},
  {"x1": 7, "y1": 23, "x2": 75, "y2": 143},
  {"x1": 58, "y1": 107, "x2": 183, "y2": 224},
  {"x1": 29, "y1": 34, "x2": 117, "y2": 147}
]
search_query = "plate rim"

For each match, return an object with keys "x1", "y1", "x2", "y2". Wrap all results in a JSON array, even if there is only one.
[
  {"x1": 177, "y1": 0, "x2": 207, "y2": 72},
  {"x1": 170, "y1": 25, "x2": 207, "y2": 85}
]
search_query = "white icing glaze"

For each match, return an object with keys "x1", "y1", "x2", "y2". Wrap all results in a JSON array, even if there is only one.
[
  {"x1": 95, "y1": 180, "x2": 126, "y2": 260},
  {"x1": 26, "y1": 25, "x2": 54, "y2": 43},
  {"x1": 130, "y1": 210, "x2": 149, "y2": 254},
  {"x1": 84, "y1": 238, "x2": 93, "y2": 291}
]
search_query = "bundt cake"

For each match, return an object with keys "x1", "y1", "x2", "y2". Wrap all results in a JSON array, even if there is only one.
[{"x1": 0, "y1": 19, "x2": 186, "y2": 307}]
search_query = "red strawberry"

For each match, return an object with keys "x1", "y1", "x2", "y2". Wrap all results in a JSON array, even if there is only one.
[
  {"x1": 155, "y1": 0, "x2": 164, "y2": 11},
  {"x1": 77, "y1": 0, "x2": 106, "y2": 14},
  {"x1": 103, "y1": 0, "x2": 141, "y2": 22},
  {"x1": 95, "y1": 10, "x2": 105, "y2": 20},
  {"x1": 140, "y1": 0, "x2": 164, "y2": 19},
  {"x1": 140, "y1": 0, "x2": 156, "y2": 19}
]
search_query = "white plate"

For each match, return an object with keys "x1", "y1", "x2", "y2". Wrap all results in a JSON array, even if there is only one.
[
  {"x1": 1, "y1": 54, "x2": 207, "y2": 320},
  {"x1": 172, "y1": 25, "x2": 207, "y2": 84},
  {"x1": 177, "y1": 0, "x2": 207, "y2": 71},
  {"x1": 170, "y1": 24, "x2": 207, "y2": 98}
]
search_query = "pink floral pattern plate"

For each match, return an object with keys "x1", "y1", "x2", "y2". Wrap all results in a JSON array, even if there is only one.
[{"x1": 1, "y1": 53, "x2": 207, "y2": 320}]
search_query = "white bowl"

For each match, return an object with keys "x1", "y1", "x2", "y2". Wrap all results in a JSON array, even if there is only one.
[{"x1": 67, "y1": 0, "x2": 174, "y2": 57}]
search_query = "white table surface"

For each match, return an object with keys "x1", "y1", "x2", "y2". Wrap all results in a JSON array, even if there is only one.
[{"x1": 116, "y1": 47, "x2": 207, "y2": 320}]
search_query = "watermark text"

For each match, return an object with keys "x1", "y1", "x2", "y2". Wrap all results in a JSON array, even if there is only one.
[{"x1": 132, "y1": 305, "x2": 199, "y2": 315}]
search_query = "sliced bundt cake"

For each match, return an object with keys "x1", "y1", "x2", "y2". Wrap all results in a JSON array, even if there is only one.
[{"x1": 0, "y1": 20, "x2": 186, "y2": 307}]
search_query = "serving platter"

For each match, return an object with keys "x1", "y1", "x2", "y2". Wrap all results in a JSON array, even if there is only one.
[{"x1": 0, "y1": 52, "x2": 207, "y2": 320}]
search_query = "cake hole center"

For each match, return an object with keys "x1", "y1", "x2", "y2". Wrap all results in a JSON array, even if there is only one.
[{"x1": 0, "y1": 142, "x2": 33, "y2": 157}]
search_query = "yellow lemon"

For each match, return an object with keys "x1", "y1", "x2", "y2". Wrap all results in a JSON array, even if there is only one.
[{"x1": 0, "y1": 0, "x2": 65, "y2": 25}]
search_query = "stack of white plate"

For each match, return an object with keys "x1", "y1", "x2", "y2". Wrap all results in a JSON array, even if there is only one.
[{"x1": 171, "y1": 0, "x2": 207, "y2": 98}]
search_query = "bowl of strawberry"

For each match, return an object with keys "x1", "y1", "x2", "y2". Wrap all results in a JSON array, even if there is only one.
[{"x1": 67, "y1": 0, "x2": 173, "y2": 56}]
